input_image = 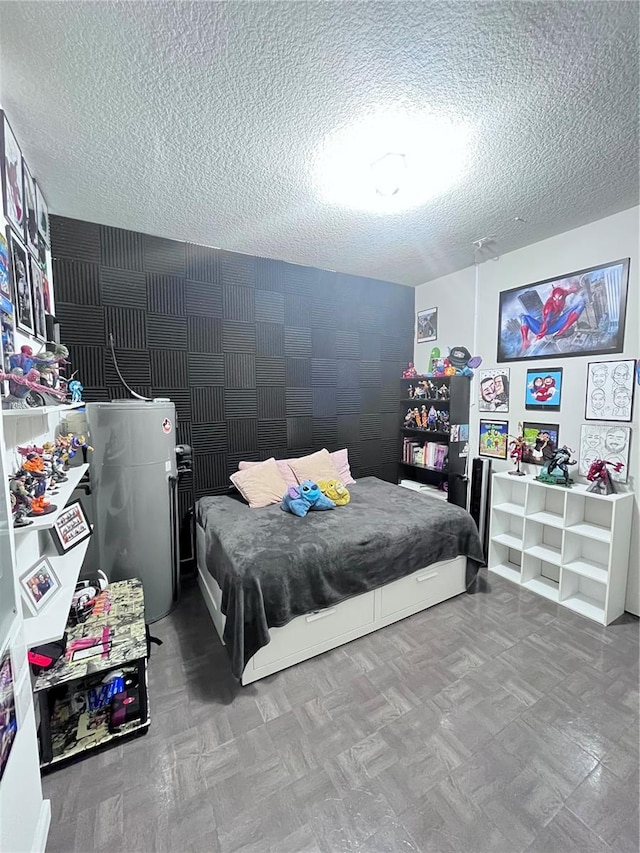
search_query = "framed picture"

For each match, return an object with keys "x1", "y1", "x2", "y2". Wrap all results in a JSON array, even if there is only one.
[
  {"x1": 19, "y1": 557, "x2": 61, "y2": 616},
  {"x1": 585, "y1": 359, "x2": 635, "y2": 422},
  {"x1": 8, "y1": 229, "x2": 33, "y2": 334},
  {"x1": 521, "y1": 421, "x2": 559, "y2": 466},
  {"x1": 478, "y1": 368, "x2": 510, "y2": 412},
  {"x1": 479, "y1": 419, "x2": 509, "y2": 459},
  {"x1": 35, "y1": 182, "x2": 50, "y2": 246},
  {"x1": 1, "y1": 293, "x2": 15, "y2": 372},
  {"x1": 525, "y1": 367, "x2": 563, "y2": 412},
  {"x1": 579, "y1": 424, "x2": 630, "y2": 483},
  {"x1": 417, "y1": 307, "x2": 437, "y2": 343},
  {"x1": 22, "y1": 160, "x2": 38, "y2": 255},
  {"x1": 50, "y1": 500, "x2": 92, "y2": 555},
  {"x1": 0, "y1": 112, "x2": 24, "y2": 233},
  {"x1": 497, "y1": 259, "x2": 630, "y2": 362},
  {"x1": 37, "y1": 239, "x2": 52, "y2": 314},
  {"x1": 0, "y1": 651, "x2": 17, "y2": 783},
  {"x1": 0, "y1": 232, "x2": 10, "y2": 300},
  {"x1": 28, "y1": 254, "x2": 46, "y2": 340}
]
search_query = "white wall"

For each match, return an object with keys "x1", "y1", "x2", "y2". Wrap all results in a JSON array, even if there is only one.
[{"x1": 415, "y1": 206, "x2": 640, "y2": 615}]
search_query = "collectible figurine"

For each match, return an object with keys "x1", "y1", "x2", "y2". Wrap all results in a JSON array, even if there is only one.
[
  {"x1": 440, "y1": 411, "x2": 450, "y2": 432},
  {"x1": 404, "y1": 408, "x2": 415, "y2": 428},
  {"x1": 437, "y1": 384, "x2": 449, "y2": 400},
  {"x1": 0, "y1": 367, "x2": 66, "y2": 409},
  {"x1": 432, "y1": 358, "x2": 448, "y2": 377},
  {"x1": 68, "y1": 378, "x2": 84, "y2": 403},
  {"x1": 402, "y1": 362, "x2": 418, "y2": 379},
  {"x1": 586, "y1": 459, "x2": 624, "y2": 495},
  {"x1": 21, "y1": 454, "x2": 56, "y2": 515},
  {"x1": 425, "y1": 380, "x2": 437, "y2": 399},
  {"x1": 420, "y1": 405, "x2": 428, "y2": 429},
  {"x1": 428, "y1": 347, "x2": 440, "y2": 375},
  {"x1": 412, "y1": 408, "x2": 421, "y2": 428},
  {"x1": 427, "y1": 406, "x2": 438, "y2": 431},
  {"x1": 407, "y1": 384, "x2": 414, "y2": 399},
  {"x1": 9, "y1": 475, "x2": 33, "y2": 526},
  {"x1": 414, "y1": 383, "x2": 426, "y2": 399},
  {"x1": 535, "y1": 445, "x2": 576, "y2": 487},
  {"x1": 508, "y1": 432, "x2": 527, "y2": 476}
]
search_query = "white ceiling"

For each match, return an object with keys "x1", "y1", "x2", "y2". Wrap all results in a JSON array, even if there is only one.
[{"x1": 1, "y1": 1, "x2": 638, "y2": 285}]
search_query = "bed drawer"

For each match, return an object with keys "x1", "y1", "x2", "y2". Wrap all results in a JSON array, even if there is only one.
[
  {"x1": 380, "y1": 559, "x2": 465, "y2": 618},
  {"x1": 255, "y1": 590, "x2": 376, "y2": 667}
]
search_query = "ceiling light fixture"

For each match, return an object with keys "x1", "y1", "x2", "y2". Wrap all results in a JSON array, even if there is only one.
[{"x1": 371, "y1": 152, "x2": 407, "y2": 197}]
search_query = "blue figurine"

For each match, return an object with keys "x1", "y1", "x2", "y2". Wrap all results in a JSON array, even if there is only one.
[
  {"x1": 281, "y1": 480, "x2": 336, "y2": 517},
  {"x1": 68, "y1": 379, "x2": 84, "y2": 403}
]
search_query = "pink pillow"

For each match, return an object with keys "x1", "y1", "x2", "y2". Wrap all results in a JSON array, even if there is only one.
[
  {"x1": 229, "y1": 458, "x2": 288, "y2": 508},
  {"x1": 239, "y1": 458, "x2": 298, "y2": 487},
  {"x1": 238, "y1": 449, "x2": 356, "y2": 486}
]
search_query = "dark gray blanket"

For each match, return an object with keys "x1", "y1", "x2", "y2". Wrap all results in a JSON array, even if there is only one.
[{"x1": 196, "y1": 477, "x2": 484, "y2": 679}]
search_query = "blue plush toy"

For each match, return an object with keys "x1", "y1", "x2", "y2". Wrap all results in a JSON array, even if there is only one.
[{"x1": 281, "y1": 480, "x2": 336, "y2": 517}]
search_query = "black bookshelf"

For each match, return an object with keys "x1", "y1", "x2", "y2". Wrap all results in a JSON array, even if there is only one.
[{"x1": 399, "y1": 375, "x2": 471, "y2": 508}]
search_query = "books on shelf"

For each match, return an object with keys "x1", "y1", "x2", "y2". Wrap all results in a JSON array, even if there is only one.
[{"x1": 402, "y1": 438, "x2": 448, "y2": 470}]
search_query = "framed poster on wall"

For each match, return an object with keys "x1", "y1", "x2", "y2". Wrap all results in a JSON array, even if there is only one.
[
  {"x1": 479, "y1": 420, "x2": 508, "y2": 459},
  {"x1": 521, "y1": 422, "x2": 559, "y2": 466},
  {"x1": 417, "y1": 307, "x2": 437, "y2": 343},
  {"x1": 478, "y1": 368, "x2": 510, "y2": 413},
  {"x1": 585, "y1": 359, "x2": 635, "y2": 422},
  {"x1": 525, "y1": 367, "x2": 563, "y2": 412}
]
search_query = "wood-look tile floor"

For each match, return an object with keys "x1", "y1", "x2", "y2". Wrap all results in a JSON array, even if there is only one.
[{"x1": 43, "y1": 571, "x2": 639, "y2": 853}]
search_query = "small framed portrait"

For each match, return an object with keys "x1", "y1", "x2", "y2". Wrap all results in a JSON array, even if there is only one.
[
  {"x1": 19, "y1": 557, "x2": 61, "y2": 616},
  {"x1": 50, "y1": 500, "x2": 92, "y2": 555},
  {"x1": 28, "y1": 254, "x2": 46, "y2": 340},
  {"x1": 0, "y1": 112, "x2": 24, "y2": 234},
  {"x1": 0, "y1": 651, "x2": 17, "y2": 783},
  {"x1": 585, "y1": 359, "x2": 635, "y2": 422},
  {"x1": 1, "y1": 293, "x2": 15, "y2": 372},
  {"x1": 479, "y1": 419, "x2": 509, "y2": 459},
  {"x1": 478, "y1": 368, "x2": 510, "y2": 412},
  {"x1": 22, "y1": 160, "x2": 38, "y2": 255},
  {"x1": 417, "y1": 307, "x2": 437, "y2": 343},
  {"x1": 579, "y1": 424, "x2": 631, "y2": 483},
  {"x1": 522, "y1": 421, "x2": 559, "y2": 466},
  {"x1": 35, "y1": 182, "x2": 50, "y2": 246},
  {"x1": 525, "y1": 367, "x2": 563, "y2": 412},
  {"x1": 8, "y1": 229, "x2": 34, "y2": 334}
]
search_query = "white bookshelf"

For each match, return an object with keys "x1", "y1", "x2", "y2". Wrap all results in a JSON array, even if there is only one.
[{"x1": 488, "y1": 472, "x2": 634, "y2": 625}]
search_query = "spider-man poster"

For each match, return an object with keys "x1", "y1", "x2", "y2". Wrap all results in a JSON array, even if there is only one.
[{"x1": 497, "y1": 259, "x2": 630, "y2": 362}]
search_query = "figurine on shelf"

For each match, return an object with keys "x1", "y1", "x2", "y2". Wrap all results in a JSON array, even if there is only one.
[
  {"x1": 404, "y1": 408, "x2": 415, "y2": 428},
  {"x1": 21, "y1": 454, "x2": 56, "y2": 515},
  {"x1": 9, "y1": 474, "x2": 33, "y2": 527},
  {"x1": 402, "y1": 362, "x2": 418, "y2": 379},
  {"x1": 437, "y1": 383, "x2": 449, "y2": 400},
  {"x1": 70, "y1": 434, "x2": 93, "y2": 459},
  {"x1": 413, "y1": 383, "x2": 426, "y2": 399},
  {"x1": 508, "y1": 431, "x2": 527, "y2": 476},
  {"x1": 68, "y1": 378, "x2": 84, "y2": 403},
  {"x1": 425, "y1": 380, "x2": 437, "y2": 399},
  {"x1": 43, "y1": 441, "x2": 68, "y2": 483},
  {"x1": 432, "y1": 358, "x2": 448, "y2": 377},
  {"x1": 427, "y1": 406, "x2": 437, "y2": 431},
  {"x1": 586, "y1": 459, "x2": 624, "y2": 495},
  {"x1": 420, "y1": 405, "x2": 428, "y2": 429},
  {"x1": 0, "y1": 366, "x2": 67, "y2": 409},
  {"x1": 440, "y1": 411, "x2": 450, "y2": 433},
  {"x1": 412, "y1": 408, "x2": 421, "y2": 428},
  {"x1": 535, "y1": 445, "x2": 576, "y2": 487},
  {"x1": 407, "y1": 384, "x2": 414, "y2": 399}
]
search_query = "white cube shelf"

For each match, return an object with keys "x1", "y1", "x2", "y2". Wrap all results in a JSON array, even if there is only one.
[{"x1": 488, "y1": 473, "x2": 633, "y2": 625}]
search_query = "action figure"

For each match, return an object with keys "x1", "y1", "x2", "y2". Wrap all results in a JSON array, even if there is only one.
[
  {"x1": 586, "y1": 459, "x2": 624, "y2": 495},
  {"x1": 0, "y1": 367, "x2": 67, "y2": 409},
  {"x1": 427, "y1": 406, "x2": 437, "y2": 431},
  {"x1": 402, "y1": 362, "x2": 417, "y2": 379},
  {"x1": 407, "y1": 384, "x2": 414, "y2": 399},
  {"x1": 437, "y1": 384, "x2": 449, "y2": 400},
  {"x1": 520, "y1": 280, "x2": 585, "y2": 352},
  {"x1": 9, "y1": 474, "x2": 33, "y2": 526},
  {"x1": 420, "y1": 405, "x2": 428, "y2": 429},
  {"x1": 508, "y1": 432, "x2": 527, "y2": 476},
  {"x1": 68, "y1": 378, "x2": 84, "y2": 403},
  {"x1": 404, "y1": 408, "x2": 415, "y2": 428},
  {"x1": 535, "y1": 445, "x2": 576, "y2": 487},
  {"x1": 413, "y1": 383, "x2": 426, "y2": 399},
  {"x1": 439, "y1": 411, "x2": 450, "y2": 433}
]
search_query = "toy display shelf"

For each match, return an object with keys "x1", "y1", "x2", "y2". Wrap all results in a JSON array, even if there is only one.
[
  {"x1": 488, "y1": 472, "x2": 633, "y2": 624},
  {"x1": 401, "y1": 460, "x2": 448, "y2": 474},
  {"x1": 401, "y1": 398, "x2": 450, "y2": 406},
  {"x1": 23, "y1": 530, "x2": 93, "y2": 648},
  {"x1": 2, "y1": 402, "x2": 84, "y2": 418},
  {"x1": 14, "y1": 464, "x2": 89, "y2": 535},
  {"x1": 401, "y1": 427, "x2": 450, "y2": 441}
]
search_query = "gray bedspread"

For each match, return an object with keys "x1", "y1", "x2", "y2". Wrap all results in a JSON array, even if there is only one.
[{"x1": 196, "y1": 477, "x2": 484, "y2": 679}]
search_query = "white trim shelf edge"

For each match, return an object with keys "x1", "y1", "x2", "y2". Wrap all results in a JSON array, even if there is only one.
[{"x1": 2, "y1": 402, "x2": 85, "y2": 418}]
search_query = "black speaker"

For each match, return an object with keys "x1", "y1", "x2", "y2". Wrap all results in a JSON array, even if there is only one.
[{"x1": 470, "y1": 457, "x2": 491, "y2": 559}]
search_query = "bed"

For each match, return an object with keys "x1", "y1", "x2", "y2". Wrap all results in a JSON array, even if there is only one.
[{"x1": 196, "y1": 477, "x2": 484, "y2": 684}]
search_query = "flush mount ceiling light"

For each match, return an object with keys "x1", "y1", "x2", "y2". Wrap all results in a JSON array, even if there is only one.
[{"x1": 314, "y1": 109, "x2": 471, "y2": 213}]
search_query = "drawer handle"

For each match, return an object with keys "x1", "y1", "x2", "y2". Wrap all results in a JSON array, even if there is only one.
[
  {"x1": 416, "y1": 570, "x2": 438, "y2": 583},
  {"x1": 306, "y1": 608, "x2": 336, "y2": 623}
]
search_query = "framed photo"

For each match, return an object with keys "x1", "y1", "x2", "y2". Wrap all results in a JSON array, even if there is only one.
[
  {"x1": 478, "y1": 368, "x2": 510, "y2": 412},
  {"x1": 585, "y1": 359, "x2": 635, "y2": 422},
  {"x1": 522, "y1": 421, "x2": 559, "y2": 466},
  {"x1": 0, "y1": 651, "x2": 17, "y2": 783},
  {"x1": 417, "y1": 307, "x2": 437, "y2": 343},
  {"x1": 8, "y1": 229, "x2": 33, "y2": 334},
  {"x1": 35, "y1": 181, "x2": 50, "y2": 246},
  {"x1": 0, "y1": 232, "x2": 9, "y2": 299},
  {"x1": 497, "y1": 259, "x2": 630, "y2": 362},
  {"x1": 525, "y1": 367, "x2": 563, "y2": 412},
  {"x1": 50, "y1": 500, "x2": 92, "y2": 555},
  {"x1": 0, "y1": 112, "x2": 24, "y2": 233},
  {"x1": 479, "y1": 419, "x2": 508, "y2": 459},
  {"x1": 579, "y1": 424, "x2": 630, "y2": 483},
  {"x1": 37, "y1": 239, "x2": 52, "y2": 313},
  {"x1": 19, "y1": 557, "x2": 61, "y2": 616},
  {"x1": 22, "y1": 160, "x2": 38, "y2": 255},
  {"x1": 1, "y1": 293, "x2": 15, "y2": 372},
  {"x1": 28, "y1": 254, "x2": 46, "y2": 340}
]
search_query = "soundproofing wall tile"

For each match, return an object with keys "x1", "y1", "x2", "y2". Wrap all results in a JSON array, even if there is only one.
[
  {"x1": 223, "y1": 321, "x2": 256, "y2": 353},
  {"x1": 344, "y1": 443, "x2": 361, "y2": 470},
  {"x1": 311, "y1": 299, "x2": 335, "y2": 329},
  {"x1": 255, "y1": 291, "x2": 285, "y2": 324},
  {"x1": 287, "y1": 417, "x2": 313, "y2": 449},
  {"x1": 192, "y1": 422, "x2": 228, "y2": 455},
  {"x1": 152, "y1": 388, "x2": 192, "y2": 422},
  {"x1": 150, "y1": 349, "x2": 188, "y2": 387},
  {"x1": 337, "y1": 359, "x2": 359, "y2": 388},
  {"x1": 257, "y1": 386, "x2": 286, "y2": 419},
  {"x1": 188, "y1": 353, "x2": 224, "y2": 386},
  {"x1": 336, "y1": 330, "x2": 360, "y2": 359},
  {"x1": 315, "y1": 270, "x2": 338, "y2": 302},
  {"x1": 311, "y1": 359, "x2": 337, "y2": 386},
  {"x1": 312, "y1": 329, "x2": 336, "y2": 359},
  {"x1": 188, "y1": 316, "x2": 222, "y2": 353},
  {"x1": 284, "y1": 327, "x2": 312, "y2": 358},
  {"x1": 100, "y1": 267, "x2": 147, "y2": 309},
  {"x1": 57, "y1": 303, "x2": 106, "y2": 346},
  {"x1": 185, "y1": 280, "x2": 223, "y2": 316},
  {"x1": 81, "y1": 387, "x2": 111, "y2": 402},
  {"x1": 358, "y1": 304, "x2": 382, "y2": 333},
  {"x1": 312, "y1": 418, "x2": 338, "y2": 447},
  {"x1": 256, "y1": 357, "x2": 285, "y2": 386},
  {"x1": 336, "y1": 388, "x2": 357, "y2": 416},
  {"x1": 360, "y1": 414, "x2": 382, "y2": 440},
  {"x1": 283, "y1": 262, "x2": 318, "y2": 296},
  {"x1": 359, "y1": 334, "x2": 381, "y2": 362},
  {"x1": 105, "y1": 306, "x2": 146, "y2": 349},
  {"x1": 68, "y1": 345, "x2": 105, "y2": 388},
  {"x1": 223, "y1": 285, "x2": 255, "y2": 322},
  {"x1": 336, "y1": 272, "x2": 365, "y2": 302},
  {"x1": 286, "y1": 388, "x2": 313, "y2": 417},
  {"x1": 178, "y1": 486, "x2": 194, "y2": 522},
  {"x1": 257, "y1": 420, "x2": 287, "y2": 449},
  {"x1": 143, "y1": 235, "x2": 186, "y2": 277},
  {"x1": 361, "y1": 438, "x2": 383, "y2": 466},
  {"x1": 360, "y1": 387, "x2": 382, "y2": 414},
  {"x1": 258, "y1": 446, "x2": 288, "y2": 461},
  {"x1": 147, "y1": 275, "x2": 185, "y2": 315},
  {"x1": 378, "y1": 463, "x2": 398, "y2": 484},
  {"x1": 334, "y1": 300, "x2": 359, "y2": 331},
  {"x1": 256, "y1": 322, "x2": 284, "y2": 357},
  {"x1": 221, "y1": 251, "x2": 257, "y2": 289},
  {"x1": 51, "y1": 217, "x2": 101, "y2": 263},
  {"x1": 108, "y1": 385, "x2": 152, "y2": 400},
  {"x1": 312, "y1": 387, "x2": 337, "y2": 418},
  {"x1": 177, "y1": 420, "x2": 192, "y2": 449},
  {"x1": 225, "y1": 389, "x2": 257, "y2": 419},
  {"x1": 228, "y1": 419, "x2": 258, "y2": 453},
  {"x1": 147, "y1": 314, "x2": 188, "y2": 350},
  {"x1": 284, "y1": 294, "x2": 311, "y2": 329},
  {"x1": 105, "y1": 348, "x2": 151, "y2": 386},
  {"x1": 285, "y1": 357, "x2": 311, "y2": 388},
  {"x1": 359, "y1": 361, "x2": 382, "y2": 386},
  {"x1": 256, "y1": 257, "x2": 286, "y2": 292},
  {"x1": 381, "y1": 361, "x2": 404, "y2": 386},
  {"x1": 192, "y1": 387, "x2": 224, "y2": 423},
  {"x1": 381, "y1": 413, "x2": 398, "y2": 436},
  {"x1": 100, "y1": 225, "x2": 143, "y2": 270},
  {"x1": 379, "y1": 389, "x2": 400, "y2": 413},
  {"x1": 381, "y1": 335, "x2": 410, "y2": 362},
  {"x1": 186, "y1": 243, "x2": 221, "y2": 283},
  {"x1": 337, "y1": 415, "x2": 360, "y2": 444},
  {"x1": 225, "y1": 353, "x2": 256, "y2": 388},
  {"x1": 381, "y1": 437, "x2": 400, "y2": 460},
  {"x1": 53, "y1": 259, "x2": 100, "y2": 305},
  {"x1": 194, "y1": 453, "x2": 227, "y2": 493}
]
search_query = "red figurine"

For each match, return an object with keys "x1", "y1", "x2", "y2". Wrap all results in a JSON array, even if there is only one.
[
  {"x1": 402, "y1": 362, "x2": 418, "y2": 379},
  {"x1": 508, "y1": 432, "x2": 527, "y2": 476},
  {"x1": 586, "y1": 459, "x2": 624, "y2": 495}
]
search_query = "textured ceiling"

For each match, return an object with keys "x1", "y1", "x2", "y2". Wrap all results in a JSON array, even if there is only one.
[{"x1": 0, "y1": 1, "x2": 638, "y2": 285}]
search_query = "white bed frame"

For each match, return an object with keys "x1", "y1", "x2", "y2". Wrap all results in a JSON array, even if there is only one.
[{"x1": 196, "y1": 524, "x2": 467, "y2": 685}]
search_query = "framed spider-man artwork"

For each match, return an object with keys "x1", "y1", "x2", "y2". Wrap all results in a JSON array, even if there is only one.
[{"x1": 497, "y1": 259, "x2": 630, "y2": 363}]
